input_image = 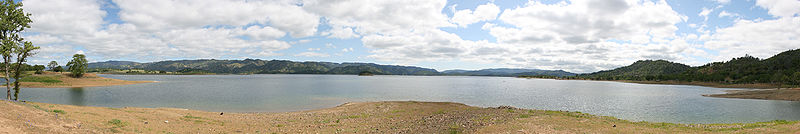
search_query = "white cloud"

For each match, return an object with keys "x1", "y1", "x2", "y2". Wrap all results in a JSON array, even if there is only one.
[
  {"x1": 113, "y1": 0, "x2": 319, "y2": 37},
  {"x1": 713, "y1": 0, "x2": 730, "y2": 4},
  {"x1": 756, "y1": 0, "x2": 800, "y2": 18},
  {"x1": 25, "y1": 34, "x2": 63, "y2": 45},
  {"x1": 294, "y1": 52, "x2": 330, "y2": 57},
  {"x1": 322, "y1": 26, "x2": 359, "y2": 39},
  {"x1": 24, "y1": 0, "x2": 297, "y2": 62},
  {"x1": 718, "y1": 10, "x2": 740, "y2": 18},
  {"x1": 25, "y1": 0, "x2": 106, "y2": 35},
  {"x1": 494, "y1": 0, "x2": 684, "y2": 45},
  {"x1": 450, "y1": 3, "x2": 500, "y2": 27},
  {"x1": 304, "y1": 0, "x2": 454, "y2": 35},
  {"x1": 239, "y1": 25, "x2": 285, "y2": 40},
  {"x1": 699, "y1": 7, "x2": 713, "y2": 22},
  {"x1": 23, "y1": 0, "x2": 793, "y2": 73},
  {"x1": 704, "y1": 16, "x2": 800, "y2": 61},
  {"x1": 325, "y1": 43, "x2": 336, "y2": 48},
  {"x1": 342, "y1": 47, "x2": 354, "y2": 52}
]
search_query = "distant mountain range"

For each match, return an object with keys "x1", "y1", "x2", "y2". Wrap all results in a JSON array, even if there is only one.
[
  {"x1": 88, "y1": 59, "x2": 577, "y2": 76},
  {"x1": 87, "y1": 48, "x2": 800, "y2": 85},
  {"x1": 89, "y1": 59, "x2": 439, "y2": 75}
]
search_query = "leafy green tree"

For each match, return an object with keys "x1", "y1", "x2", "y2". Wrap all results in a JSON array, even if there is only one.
[
  {"x1": 47, "y1": 61, "x2": 57, "y2": 71},
  {"x1": 53, "y1": 66, "x2": 63, "y2": 72},
  {"x1": 0, "y1": 0, "x2": 32, "y2": 100},
  {"x1": 12, "y1": 42, "x2": 39, "y2": 100},
  {"x1": 32, "y1": 64, "x2": 44, "y2": 74},
  {"x1": 67, "y1": 54, "x2": 88, "y2": 78}
]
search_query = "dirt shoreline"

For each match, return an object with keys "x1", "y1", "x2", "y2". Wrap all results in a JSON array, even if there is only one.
[
  {"x1": 702, "y1": 88, "x2": 800, "y2": 101},
  {"x1": 521, "y1": 77, "x2": 800, "y2": 101},
  {"x1": 1, "y1": 100, "x2": 798, "y2": 133},
  {"x1": 17, "y1": 73, "x2": 155, "y2": 88}
]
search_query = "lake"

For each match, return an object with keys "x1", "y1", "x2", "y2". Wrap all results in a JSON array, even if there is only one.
[{"x1": 19, "y1": 74, "x2": 800, "y2": 124}]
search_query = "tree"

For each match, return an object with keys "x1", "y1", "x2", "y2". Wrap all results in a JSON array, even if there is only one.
[
  {"x1": 67, "y1": 54, "x2": 87, "y2": 78},
  {"x1": 32, "y1": 64, "x2": 44, "y2": 74},
  {"x1": 11, "y1": 42, "x2": 38, "y2": 100},
  {"x1": 47, "y1": 61, "x2": 57, "y2": 71},
  {"x1": 0, "y1": 0, "x2": 32, "y2": 100},
  {"x1": 53, "y1": 66, "x2": 63, "y2": 72}
]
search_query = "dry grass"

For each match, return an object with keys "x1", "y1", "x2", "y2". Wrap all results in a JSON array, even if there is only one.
[
  {"x1": 16, "y1": 73, "x2": 155, "y2": 88},
  {"x1": 1, "y1": 100, "x2": 798, "y2": 133}
]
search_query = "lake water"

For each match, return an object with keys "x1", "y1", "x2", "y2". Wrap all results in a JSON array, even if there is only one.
[{"x1": 18, "y1": 74, "x2": 800, "y2": 124}]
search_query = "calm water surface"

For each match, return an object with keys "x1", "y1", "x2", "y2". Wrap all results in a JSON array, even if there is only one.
[{"x1": 19, "y1": 74, "x2": 800, "y2": 124}]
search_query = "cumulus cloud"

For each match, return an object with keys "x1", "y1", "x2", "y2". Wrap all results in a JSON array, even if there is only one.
[
  {"x1": 718, "y1": 10, "x2": 740, "y2": 18},
  {"x1": 342, "y1": 48, "x2": 354, "y2": 52},
  {"x1": 294, "y1": 52, "x2": 330, "y2": 57},
  {"x1": 704, "y1": 16, "x2": 800, "y2": 61},
  {"x1": 26, "y1": 0, "x2": 106, "y2": 35},
  {"x1": 113, "y1": 0, "x2": 319, "y2": 37},
  {"x1": 756, "y1": 0, "x2": 800, "y2": 18},
  {"x1": 21, "y1": 0, "x2": 795, "y2": 73},
  {"x1": 304, "y1": 0, "x2": 454, "y2": 35},
  {"x1": 450, "y1": 3, "x2": 500, "y2": 27},
  {"x1": 24, "y1": 0, "x2": 300, "y2": 63},
  {"x1": 494, "y1": 0, "x2": 684, "y2": 45}
]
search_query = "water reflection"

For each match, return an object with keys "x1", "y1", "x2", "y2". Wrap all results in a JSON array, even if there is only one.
[{"x1": 68, "y1": 87, "x2": 85, "y2": 106}]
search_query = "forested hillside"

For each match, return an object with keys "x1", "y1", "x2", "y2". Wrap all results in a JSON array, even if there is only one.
[
  {"x1": 583, "y1": 60, "x2": 691, "y2": 80},
  {"x1": 582, "y1": 49, "x2": 800, "y2": 85},
  {"x1": 88, "y1": 59, "x2": 439, "y2": 75}
]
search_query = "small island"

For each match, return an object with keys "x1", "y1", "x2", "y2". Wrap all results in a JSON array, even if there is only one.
[{"x1": 357, "y1": 71, "x2": 374, "y2": 76}]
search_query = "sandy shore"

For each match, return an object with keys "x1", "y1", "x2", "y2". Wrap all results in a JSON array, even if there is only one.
[
  {"x1": 1, "y1": 100, "x2": 798, "y2": 133},
  {"x1": 16, "y1": 73, "x2": 155, "y2": 88},
  {"x1": 703, "y1": 88, "x2": 800, "y2": 101},
  {"x1": 520, "y1": 77, "x2": 800, "y2": 101}
]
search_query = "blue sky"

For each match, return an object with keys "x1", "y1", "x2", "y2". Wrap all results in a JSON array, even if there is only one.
[{"x1": 21, "y1": 0, "x2": 800, "y2": 73}]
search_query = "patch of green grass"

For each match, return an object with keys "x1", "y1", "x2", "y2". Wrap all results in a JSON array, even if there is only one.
[
  {"x1": 51, "y1": 109, "x2": 66, "y2": 114},
  {"x1": 434, "y1": 110, "x2": 446, "y2": 114},
  {"x1": 108, "y1": 119, "x2": 127, "y2": 127},
  {"x1": 518, "y1": 114, "x2": 531, "y2": 118},
  {"x1": 448, "y1": 123, "x2": 462, "y2": 134},
  {"x1": 506, "y1": 109, "x2": 515, "y2": 113},
  {"x1": 18, "y1": 76, "x2": 62, "y2": 83},
  {"x1": 31, "y1": 105, "x2": 45, "y2": 111},
  {"x1": 346, "y1": 115, "x2": 361, "y2": 119},
  {"x1": 183, "y1": 115, "x2": 202, "y2": 119},
  {"x1": 275, "y1": 124, "x2": 284, "y2": 127}
]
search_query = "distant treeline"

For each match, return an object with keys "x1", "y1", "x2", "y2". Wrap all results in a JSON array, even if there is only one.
[
  {"x1": 88, "y1": 59, "x2": 439, "y2": 75},
  {"x1": 524, "y1": 49, "x2": 800, "y2": 86},
  {"x1": 87, "y1": 49, "x2": 800, "y2": 86}
]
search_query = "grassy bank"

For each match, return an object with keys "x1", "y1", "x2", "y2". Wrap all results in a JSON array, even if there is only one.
[
  {"x1": 1, "y1": 100, "x2": 798, "y2": 133},
  {"x1": 12, "y1": 72, "x2": 155, "y2": 88}
]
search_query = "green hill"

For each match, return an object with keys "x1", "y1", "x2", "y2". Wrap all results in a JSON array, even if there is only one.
[
  {"x1": 88, "y1": 59, "x2": 439, "y2": 75},
  {"x1": 582, "y1": 49, "x2": 800, "y2": 85},
  {"x1": 583, "y1": 60, "x2": 691, "y2": 80},
  {"x1": 682, "y1": 49, "x2": 800, "y2": 84}
]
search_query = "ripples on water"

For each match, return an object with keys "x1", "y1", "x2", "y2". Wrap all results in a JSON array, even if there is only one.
[{"x1": 20, "y1": 74, "x2": 800, "y2": 124}]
